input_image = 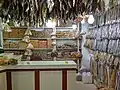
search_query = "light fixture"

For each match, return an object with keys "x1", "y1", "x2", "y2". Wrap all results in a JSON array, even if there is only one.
[
  {"x1": 46, "y1": 20, "x2": 56, "y2": 28},
  {"x1": 88, "y1": 14, "x2": 95, "y2": 24},
  {"x1": 72, "y1": 24, "x2": 77, "y2": 30}
]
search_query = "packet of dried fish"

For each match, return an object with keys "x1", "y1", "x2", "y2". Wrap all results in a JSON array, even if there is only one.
[
  {"x1": 108, "y1": 40, "x2": 115, "y2": 54},
  {"x1": 113, "y1": 39, "x2": 119, "y2": 55},
  {"x1": 110, "y1": 40, "x2": 117, "y2": 54},
  {"x1": 102, "y1": 39, "x2": 108, "y2": 52},
  {"x1": 108, "y1": 24, "x2": 114, "y2": 39},
  {"x1": 96, "y1": 40, "x2": 100, "y2": 51},
  {"x1": 101, "y1": 26, "x2": 109, "y2": 39},
  {"x1": 112, "y1": 40, "x2": 118, "y2": 54},
  {"x1": 116, "y1": 23, "x2": 120, "y2": 38},
  {"x1": 96, "y1": 28, "x2": 102, "y2": 40},
  {"x1": 112, "y1": 24, "x2": 118, "y2": 39},
  {"x1": 98, "y1": 40, "x2": 102, "y2": 51},
  {"x1": 93, "y1": 29, "x2": 98, "y2": 39},
  {"x1": 116, "y1": 39, "x2": 120, "y2": 56},
  {"x1": 100, "y1": 40, "x2": 103, "y2": 51},
  {"x1": 107, "y1": 40, "x2": 111, "y2": 53}
]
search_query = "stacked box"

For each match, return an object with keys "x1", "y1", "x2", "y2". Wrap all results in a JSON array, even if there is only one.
[
  {"x1": 9, "y1": 29, "x2": 19, "y2": 38},
  {"x1": 36, "y1": 31, "x2": 45, "y2": 38},
  {"x1": 3, "y1": 40, "x2": 9, "y2": 48},
  {"x1": 31, "y1": 40, "x2": 39, "y2": 48},
  {"x1": 9, "y1": 41, "x2": 19, "y2": 48},
  {"x1": 19, "y1": 29, "x2": 26, "y2": 38},
  {"x1": 38, "y1": 40, "x2": 48, "y2": 48},
  {"x1": 47, "y1": 39, "x2": 52, "y2": 48}
]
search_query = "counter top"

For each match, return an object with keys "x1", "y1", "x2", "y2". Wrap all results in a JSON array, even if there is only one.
[{"x1": 0, "y1": 61, "x2": 77, "y2": 73}]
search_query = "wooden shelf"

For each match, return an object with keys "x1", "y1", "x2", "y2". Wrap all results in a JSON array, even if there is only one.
[
  {"x1": 3, "y1": 37, "x2": 82, "y2": 40},
  {"x1": 57, "y1": 48, "x2": 81, "y2": 51},
  {"x1": 4, "y1": 48, "x2": 53, "y2": 51},
  {"x1": 3, "y1": 38, "x2": 22, "y2": 40},
  {"x1": 3, "y1": 38, "x2": 51, "y2": 40},
  {"x1": 56, "y1": 38, "x2": 76, "y2": 40}
]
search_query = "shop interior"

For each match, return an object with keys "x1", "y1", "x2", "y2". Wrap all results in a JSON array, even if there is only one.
[{"x1": 0, "y1": 0, "x2": 120, "y2": 90}]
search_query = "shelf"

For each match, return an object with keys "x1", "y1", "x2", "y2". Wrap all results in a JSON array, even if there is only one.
[
  {"x1": 3, "y1": 38, "x2": 22, "y2": 40},
  {"x1": 3, "y1": 38, "x2": 51, "y2": 40},
  {"x1": 4, "y1": 48, "x2": 53, "y2": 51},
  {"x1": 57, "y1": 48, "x2": 81, "y2": 51},
  {"x1": 4, "y1": 38, "x2": 81, "y2": 40},
  {"x1": 56, "y1": 58, "x2": 76, "y2": 61},
  {"x1": 56, "y1": 38, "x2": 75, "y2": 40},
  {"x1": 30, "y1": 38, "x2": 51, "y2": 40}
]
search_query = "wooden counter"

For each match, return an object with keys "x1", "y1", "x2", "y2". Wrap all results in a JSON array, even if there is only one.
[{"x1": 0, "y1": 61, "x2": 77, "y2": 90}]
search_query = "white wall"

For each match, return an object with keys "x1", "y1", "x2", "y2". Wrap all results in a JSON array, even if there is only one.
[{"x1": 81, "y1": 23, "x2": 90, "y2": 69}]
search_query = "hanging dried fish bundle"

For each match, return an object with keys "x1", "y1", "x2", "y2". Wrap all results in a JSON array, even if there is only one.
[{"x1": 0, "y1": 0, "x2": 102, "y2": 27}]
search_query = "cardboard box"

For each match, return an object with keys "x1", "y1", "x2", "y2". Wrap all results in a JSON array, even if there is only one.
[
  {"x1": 47, "y1": 39, "x2": 52, "y2": 48},
  {"x1": 9, "y1": 29, "x2": 19, "y2": 38},
  {"x1": 38, "y1": 40, "x2": 48, "y2": 48},
  {"x1": 3, "y1": 40, "x2": 9, "y2": 48},
  {"x1": 9, "y1": 41, "x2": 19, "y2": 48},
  {"x1": 18, "y1": 29, "x2": 26, "y2": 38},
  {"x1": 36, "y1": 31, "x2": 45, "y2": 38},
  {"x1": 31, "y1": 40, "x2": 39, "y2": 48}
]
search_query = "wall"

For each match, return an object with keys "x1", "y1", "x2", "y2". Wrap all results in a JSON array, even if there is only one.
[{"x1": 81, "y1": 23, "x2": 90, "y2": 69}]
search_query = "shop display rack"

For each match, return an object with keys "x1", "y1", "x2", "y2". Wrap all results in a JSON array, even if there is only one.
[{"x1": 3, "y1": 27, "x2": 82, "y2": 61}]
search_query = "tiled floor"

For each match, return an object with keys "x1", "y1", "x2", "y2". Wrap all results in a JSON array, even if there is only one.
[{"x1": 76, "y1": 82, "x2": 96, "y2": 90}]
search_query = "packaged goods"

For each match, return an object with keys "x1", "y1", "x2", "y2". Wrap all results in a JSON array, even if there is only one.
[
  {"x1": 38, "y1": 40, "x2": 48, "y2": 48},
  {"x1": 18, "y1": 29, "x2": 26, "y2": 38},
  {"x1": 9, "y1": 29, "x2": 19, "y2": 38},
  {"x1": 31, "y1": 40, "x2": 39, "y2": 48}
]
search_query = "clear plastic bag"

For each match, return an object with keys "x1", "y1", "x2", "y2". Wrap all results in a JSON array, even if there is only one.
[
  {"x1": 101, "y1": 26, "x2": 109, "y2": 39},
  {"x1": 116, "y1": 23, "x2": 120, "y2": 38}
]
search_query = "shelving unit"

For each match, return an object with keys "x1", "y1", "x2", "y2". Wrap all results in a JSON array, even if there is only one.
[
  {"x1": 3, "y1": 27, "x2": 82, "y2": 61},
  {"x1": 4, "y1": 48, "x2": 53, "y2": 51},
  {"x1": 3, "y1": 38, "x2": 51, "y2": 40}
]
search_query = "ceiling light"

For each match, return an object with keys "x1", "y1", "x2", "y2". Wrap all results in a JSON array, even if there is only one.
[
  {"x1": 88, "y1": 14, "x2": 94, "y2": 24},
  {"x1": 46, "y1": 20, "x2": 56, "y2": 28}
]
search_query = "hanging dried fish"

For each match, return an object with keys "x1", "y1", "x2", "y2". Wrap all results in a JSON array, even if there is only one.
[{"x1": 0, "y1": 0, "x2": 101, "y2": 27}]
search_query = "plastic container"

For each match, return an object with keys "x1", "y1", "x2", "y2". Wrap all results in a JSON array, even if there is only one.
[{"x1": 82, "y1": 72, "x2": 88, "y2": 83}]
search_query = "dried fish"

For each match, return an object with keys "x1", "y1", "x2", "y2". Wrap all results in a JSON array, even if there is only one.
[{"x1": 0, "y1": 0, "x2": 101, "y2": 27}]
